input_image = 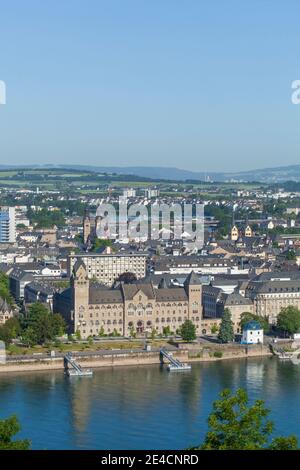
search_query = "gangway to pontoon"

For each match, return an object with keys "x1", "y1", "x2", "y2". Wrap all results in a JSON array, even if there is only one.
[
  {"x1": 159, "y1": 348, "x2": 191, "y2": 371},
  {"x1": 64, "y1": 352, "x2": 93, "y2": 377}
]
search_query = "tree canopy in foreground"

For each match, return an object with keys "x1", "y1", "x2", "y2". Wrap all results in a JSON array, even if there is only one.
[
  {"x1": 0, "y1": 415, "x2": 30, "y2": 450},
  {"x1": 195, "y1": 388, "x2": 298, "y2": 450}
]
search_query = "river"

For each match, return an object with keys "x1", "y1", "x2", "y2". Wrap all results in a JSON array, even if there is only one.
[{"x1": 0, "y1": 357, "x2": 299, "y2": 449}]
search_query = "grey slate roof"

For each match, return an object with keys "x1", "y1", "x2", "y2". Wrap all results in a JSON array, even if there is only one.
[
  {"x1": 155, "y1": 288, "x2": 188, "y2": 302},
  {"x1": 89, "y1": 287, "x2": 123, "y2": 304},
  {"x1": 184, "y1": 271, "x2": 201, "y2": 286}
]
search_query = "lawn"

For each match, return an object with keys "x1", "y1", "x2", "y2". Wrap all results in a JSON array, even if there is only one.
[{"x1": 6, "y1": 338, "x2": 170, "y2": 356}]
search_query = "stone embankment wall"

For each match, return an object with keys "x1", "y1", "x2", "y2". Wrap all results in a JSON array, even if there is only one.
[
  {"x1": 0, "y1": 344, "x2": 271, "y2": 374},
  {"x1": 188, "y1": 343, "x2": 271, "y2": 361}
]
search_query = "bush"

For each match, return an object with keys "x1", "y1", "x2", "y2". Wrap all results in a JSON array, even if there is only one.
[{"x1": 213, "y1": 351, "x2": 223, "y2": 358}]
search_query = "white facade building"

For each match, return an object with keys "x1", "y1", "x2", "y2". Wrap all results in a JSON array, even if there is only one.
[
  {"x1": 241, "y1": 321, "x2": 263, "y2": 344},
  {"x1": 0, "y1": 207, "x2": 16, "y2": 243}
]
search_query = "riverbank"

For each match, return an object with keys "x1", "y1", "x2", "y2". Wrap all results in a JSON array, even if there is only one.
[{"x1": 0, "y1": 343, "x2": 272, "y2": 373}]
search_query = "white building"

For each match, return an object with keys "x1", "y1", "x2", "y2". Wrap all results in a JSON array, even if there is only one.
[
  {"x1": 241, "y1": 321, "x2": 263, "y2": 345},
  {"x1": 123, "y1": 188, "x2": 136, "y2": 198},
  {"x1": 0, "y1": 207, "x2": 16, "y2": 243},
  {"x1": 67, "y1": 252, "x2": 147, "y2": 286}
]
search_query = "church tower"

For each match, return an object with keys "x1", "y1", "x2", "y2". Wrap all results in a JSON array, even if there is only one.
[{"x1": 83, "y1": 209, "x2": 91, "y2": 245}]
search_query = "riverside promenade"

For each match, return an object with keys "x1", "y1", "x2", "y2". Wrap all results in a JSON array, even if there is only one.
[{"x1": 0, "y1": 343, "x2": 272, "y2": 373}]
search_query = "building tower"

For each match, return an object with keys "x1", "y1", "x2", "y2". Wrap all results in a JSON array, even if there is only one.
[
  {"x1": 230, "y1": 210, "x2": 239, "y2": 241},
  {"x1": 231, "y1": 225, "x2": 239, "y2": 241},
  {"x1": 71, "y1": 260, "x2": 89, "y2": 337},
  {"x1": 83, "y1": 209, "x2": 91, "y2": 245},
  {"x1": 244, "y1": 218, "x2": 252, "y2": 238},
  {"x1": 184, "y1": 271, "x2": 203, "y2": 331}
]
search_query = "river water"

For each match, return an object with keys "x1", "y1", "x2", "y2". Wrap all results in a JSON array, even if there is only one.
[{"x1": 0, "y1": 357, "x2": 299, "y2": 449}]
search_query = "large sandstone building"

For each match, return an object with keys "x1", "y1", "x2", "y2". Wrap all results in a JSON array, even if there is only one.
[
  {"x1": 246, "y1": 272, "x2": 300, "y2": 324},
  {"x1": 55, "y1": 262, "x2": 203, "y2": 339}
]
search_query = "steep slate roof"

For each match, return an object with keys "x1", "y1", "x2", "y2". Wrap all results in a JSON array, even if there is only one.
[
  {"x1": 0, "y1": 298, "x2": 12, "y2": 312},
  {"x1": 248, "y1": 279, "x2": 300, "y2": 294},
  {"x1": 155, "y1": 288, "x2": 188, "y2": 302},
  {"x1": 89, "y1": 286, "x2": 123, "y2": 304},
  {"x1": 9, "y1": 268, "x2": 34, "y2": 282},
  {"x1": 224, "y1": 292, "x2": 252, "y2": 306},
  {"x1": 121, "y1": 283, "x2": 155, "y2": 300},
  {"x1": 158, "y1": 278, "x2": 168, "y2": 289},
  {"x1": 184, "y1": 271, "x2": 201, "y2": 286},
  {"x1": 25, "y1": 281, "x2": 56, "y2": 296},
  {"x1": 72, "y1": 259, "x2": 87, "y2": 276}
]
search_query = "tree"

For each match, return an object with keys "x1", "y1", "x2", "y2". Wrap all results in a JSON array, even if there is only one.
[
  {"x1": 129, "y1": 326, "x2": 136, "y2": 338},
  {"x1": 92, "y1": 238, "x2": 113, "y2": 252},
  {"x1": 99, "y1": 326, "x2": 105, "y2": 337},
  {"x1": 21, "y1": 303, "x2": 66, "y2": 345},
  {"x1": 0, "y1": 272, "x2": 14, "y2": 306},
  {"x1": 277, "y1": 306, "x2": 300, "y2": 336},
  {"x1": 75, "y1": 329, "x2": 81, "y2": 340},
  {"x1": 117, "y1": 272, "x2": 137, "y2": 284},
  {"x1": 151, "y1": 328, "x2": 156, "y2": 340},
  {"x1": 240, "y1": 312, "x2": 269, "y2": 333},
  {"x1": 218, "y1": 308, "x2": 234, "y2": 343},
  {"x1": 269, "y1": 436, "x2": 299, "y2": 450},
  {"x1": 162, "y1": 326, "x2": 173, "y2": 337},
  {"x1": 210, "y1": 323, "x2": 219, "y2": 335},
  {"x1": 0, "y1": 415, "x2": 30, "y2": 450},
  {"x1": 197, "y1": 388, "x2": 298, "y2": 450},
  {"x1": 0, "y1": 317, "x2": 21, "y2": 345},
  {"x1": 286, "y1": 249, "x2": 296, "y2": 261},
  {"x1": 50, "y1": 313, "x2": 66, "y2": 337},
  {"x1": 180, "y1": 320, "x2": 196, "y2": 342},
  {"x1": 21, "y1": 327, "x2": 37, "y2": 347}
]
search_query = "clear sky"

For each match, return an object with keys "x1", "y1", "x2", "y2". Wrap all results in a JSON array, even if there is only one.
[{"x1": 0, "y1": 0, "x2": 300, "y2": 172}]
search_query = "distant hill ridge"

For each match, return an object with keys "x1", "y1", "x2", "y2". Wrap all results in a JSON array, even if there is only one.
[{"x1": 1, "y1": 163, "x2": 300, "y2": 182}]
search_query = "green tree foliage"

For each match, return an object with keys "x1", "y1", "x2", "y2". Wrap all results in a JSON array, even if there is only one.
[
  {"x1": 162, "y1": 326, "x2": 173, "y2": 337},
  {"x1": 21, "y1": 327, "x2": 37, "y2": 347},
  {"x1": 240, "y1": 312, "x2": 269, "y2": 333},
  {"x1": 21, "y1": 303, "x2": 66, "y2": 345},
  {"x1": 129, "y1": 326, "x2": 136, "y2": 338},
  {"x1": 0, "y1": 317, "x2": 21, "y2": 345},
  {"x1": 180, "y1": 320, "x2": 196, "y2": 342},
  {"x1": 210, "y1": 324, "x2": 219, "y2": 335},
  {"x1": 277, "y1": 306, "x2": 300, "y2": 336},
  {"x1": 286, "y1": 249, "x2": 296, "y2": 261},
  {"x1": 92, "y1": 238, "x2": 113, "y2": 252},
  {"x1": 0, "y1": 415, "x2": 30, "y2": 450},
  {"x1": 117, "y1": 272, "x2": 137, "y2": 284},
  {"x1": 197, "y1": 388, "x2": 298, "y2": 450},
  {"x1": 269, "y1": 436, "x2": 299, "y2": 450},
  {"x1": 0, "y1": 272, "x2": 14, "y2": 306},
  {"x1": 99, "y1": 326, "x2": 105, "y2": 337},
  {"x1": 218, "y1": 308, "x2": 234, "y2": 343},
  {"x1": 27, "y1": 207, "x2": 65, "y2": 228}
]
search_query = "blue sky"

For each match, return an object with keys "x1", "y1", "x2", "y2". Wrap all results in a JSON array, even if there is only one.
[{"x1": 0, "y1": 0, "x2": 299, "y2": 172}]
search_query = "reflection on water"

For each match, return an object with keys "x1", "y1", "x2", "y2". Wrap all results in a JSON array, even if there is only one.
[{"x1": 0, "y1": 357, "x2": 300, "y2": 449}]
